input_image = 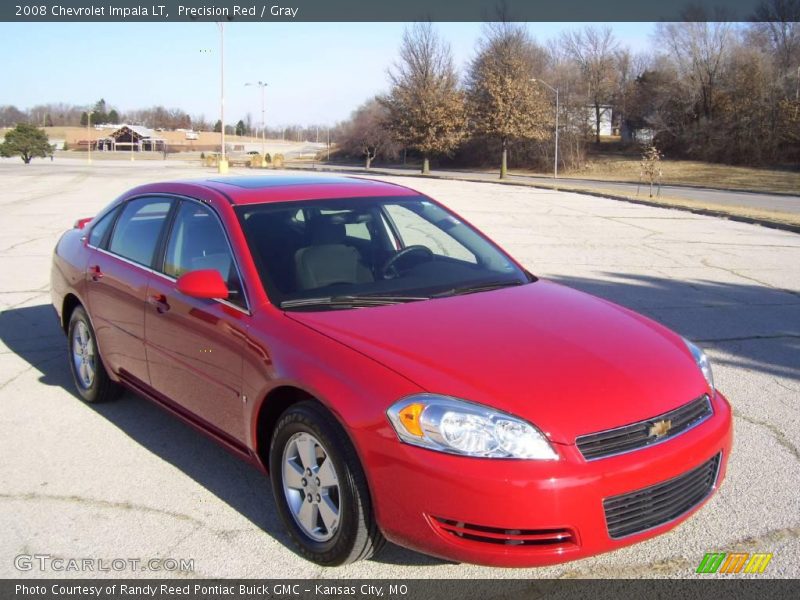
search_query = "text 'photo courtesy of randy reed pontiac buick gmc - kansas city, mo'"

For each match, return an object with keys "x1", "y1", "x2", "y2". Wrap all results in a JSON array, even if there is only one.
[{"x1": 50, "y1": 174, "x2": 732, "y2": 567}]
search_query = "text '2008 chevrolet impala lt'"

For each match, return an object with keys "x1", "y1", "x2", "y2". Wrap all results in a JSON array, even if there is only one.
[{"x1": 50, "y1": 175, "x2": 732, "y2": 566}]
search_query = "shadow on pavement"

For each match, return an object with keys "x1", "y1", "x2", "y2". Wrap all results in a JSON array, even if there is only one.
[
  {"x1": 0, "y1": 303, "x2": 446, "y2": 567},
  {"x1": 546, "y1": 272, "x2": 800, "y2": 382}
]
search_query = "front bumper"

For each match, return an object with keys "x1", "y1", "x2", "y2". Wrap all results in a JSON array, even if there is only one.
[{"x1": 363, "y1": 391, "x2": 733, "y2": 567}]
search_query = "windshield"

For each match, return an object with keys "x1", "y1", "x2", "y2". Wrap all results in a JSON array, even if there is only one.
[{"x1": 236, "y1": 195, "x2": 533, "y2": 310}]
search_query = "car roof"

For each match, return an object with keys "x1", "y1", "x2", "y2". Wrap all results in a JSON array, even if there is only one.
[{"x1": 177, "y1": 174, "x2": 421, "y2": 205}]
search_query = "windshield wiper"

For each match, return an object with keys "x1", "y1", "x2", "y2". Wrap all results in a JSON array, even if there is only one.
[
  {"x1": 432, "y1": 280, "x2": 525, "y2": 298},
  {"x1": 280, "y1": 294, "x2": 430, "y2": 309}
]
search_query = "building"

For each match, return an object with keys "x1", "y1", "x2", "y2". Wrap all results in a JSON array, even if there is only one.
[{"x1": 95, "y1": 124, "x2": 167, "y2": 152}]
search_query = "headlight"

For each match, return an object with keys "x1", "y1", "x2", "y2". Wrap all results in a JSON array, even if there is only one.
[
  {"x1": 387, "y1": 394, "x2": 559, "y2": 460},
  {"x1": 683, "y1": 337, "x2": 714, "y2": 393}
]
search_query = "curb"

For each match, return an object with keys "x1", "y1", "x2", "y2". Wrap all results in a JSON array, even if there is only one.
[{"x1": 290, "y1": 163, "x2": 800, "y2": 236}]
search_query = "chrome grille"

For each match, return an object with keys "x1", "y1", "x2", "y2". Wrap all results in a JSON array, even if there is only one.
[
  {"x1": 604, "y1": 452, "x2": 721, "y2": 539},
  {"x1": 576, "y1": 395, "x2": 712, "y2": 461}
]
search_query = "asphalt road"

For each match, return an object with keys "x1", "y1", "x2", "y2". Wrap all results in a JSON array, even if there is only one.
[
  {"x1": 1, "y1": 159, "x2": 798, "y2": 579},
  {"x1": 301, "y1": 164, "x2": 800, "y2": 216}
]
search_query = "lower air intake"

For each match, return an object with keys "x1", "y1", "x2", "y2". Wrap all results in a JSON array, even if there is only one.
[
  {"x1": 604, "y1": 452, "x2": 721, "y2": 539},
  {"x1": 431, "y1": 517, "x2": 577, "y2": 547}
]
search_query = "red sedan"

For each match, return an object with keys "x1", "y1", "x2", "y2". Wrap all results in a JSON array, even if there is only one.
[{"x1": 50, "y1": 175, "x2": 732, "y2": 567}]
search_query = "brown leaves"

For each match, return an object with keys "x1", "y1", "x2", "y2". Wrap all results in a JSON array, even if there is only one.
[
  {"x1": 466, "y1": 23, "x2": 550, "y2": 144},
  {"x1": 380, "y1": 23, "x2": 466, "y2": 160}
]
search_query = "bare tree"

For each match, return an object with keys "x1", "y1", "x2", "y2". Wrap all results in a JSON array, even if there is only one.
[
  {"x1": 466, "y1": 22, "x2": 550, "y2": 178},
  {"x1": 0, "y1": 105, "x2": 28, "y2": 127},
  {"x1": 748, "y1": 0, "x2": 800, "y2": 98},
  {"x1": 339, "y1": 98, "x2": 399, "y2": 168},
  {"x1": 656, "y1": 20, "x2": 735, "y2": 122},
  {"x1": 192, "y1": 114, "x2": 211, "y2": 132},
  {"x1": 380, "y1": 22, "x2": 466, "y2": 174},
  {"x1": 561, "y1": 26, "x2": 619, "y2": 143},
  {"x1": 751, "y1": 0, "x2": 800, "y2": 73}
]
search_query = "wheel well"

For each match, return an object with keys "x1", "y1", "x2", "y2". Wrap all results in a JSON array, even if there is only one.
[
  {"x1": 62, "y1": 294, "x2": 81, "y2": 333},
  {"x1": 255, "y1": 386, "x2": 315, "y2": 466}
]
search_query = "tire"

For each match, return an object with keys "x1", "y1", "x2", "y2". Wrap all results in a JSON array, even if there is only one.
[
  {"x1": 67, "y1": 305, "x2": 121, "y2": 403},
  {"x1": 269, "y1": 401, "x2": 385, "y2": 565}
]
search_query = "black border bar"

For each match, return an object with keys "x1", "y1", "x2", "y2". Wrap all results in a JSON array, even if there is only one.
[
  {"x1": 4, "y1": 579, "x2": 800, "y2": 600},
  {"x1": 1, "y1": 0, "x2": 775, "y2": 23}
]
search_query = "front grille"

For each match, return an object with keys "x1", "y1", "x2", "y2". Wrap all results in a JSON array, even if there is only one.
[
  {"x1": 604, "y1": 452, "x2": 721, "y2": 539},
  {"x1": 431, "y1": 517, "x2": 577, "y2": 548},
  {"x1": 576, "y1": 395, "x2": 713, "y2": 461}
]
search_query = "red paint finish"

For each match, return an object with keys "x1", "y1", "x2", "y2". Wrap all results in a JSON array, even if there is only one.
[{"x1": 50, "y1": 175, "x2": 733, "y2": 567}]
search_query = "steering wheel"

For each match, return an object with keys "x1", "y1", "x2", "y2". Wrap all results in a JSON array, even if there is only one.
[{"x1": 380, "y1": 245, "x2": 433, "y2": 279}]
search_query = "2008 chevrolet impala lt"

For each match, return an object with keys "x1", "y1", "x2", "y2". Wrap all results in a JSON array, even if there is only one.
[{"x1": 50, "y1": 175, "x2": 732, "y2": 566}]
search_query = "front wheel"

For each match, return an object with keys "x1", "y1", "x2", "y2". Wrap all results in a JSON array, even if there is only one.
[
  {"x1": 269, "y1": 401, "x2": 384, "y2": 565},
  {"x1": 67, "y1": 305, "x2": 121, "y2": 403}
]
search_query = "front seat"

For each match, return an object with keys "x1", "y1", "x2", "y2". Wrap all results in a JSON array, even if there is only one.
[{"x1": 294, "y1": 218, "x2": 373, "y2": 290}]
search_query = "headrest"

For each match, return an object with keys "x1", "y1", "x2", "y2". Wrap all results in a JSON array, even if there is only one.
[{"x1": 310, "y1": 217, "x2": 346, "y2": 245}]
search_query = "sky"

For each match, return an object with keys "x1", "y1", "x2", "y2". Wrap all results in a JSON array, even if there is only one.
[{"x1": 0, "y1": 22, "x2": 654, "y2": 127}]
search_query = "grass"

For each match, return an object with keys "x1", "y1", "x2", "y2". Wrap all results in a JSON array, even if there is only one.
[
  {"x1": 512, "y1": 138, "x2": 799, "y2": 194},
  {"x1": 562, "y1": 156, "x2": 800, "y2": 194}
]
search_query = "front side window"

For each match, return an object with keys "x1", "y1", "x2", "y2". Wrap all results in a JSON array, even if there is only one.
[
  {"x1": 163, "y1": 201, "x2": 245, "y2": 307},
  {"x1": 88, "y1": 207, "x2": 119, "y2": 248},
  {"x1": 108, "y1": 197, "x2": 171, "y2": 267},
  {"x1": 238, "y1": 195, "x2": 530, "y2": 310}
]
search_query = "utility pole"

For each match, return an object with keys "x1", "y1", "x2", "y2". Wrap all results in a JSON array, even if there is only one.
[
  {"x1": 532, "y1": 78, "x2": 559, "y2": 179},
  {"x1": 245, "y1": 80, "x2": 268, "y2": 162},
  {"x1": 87, "y1": 110, "x2": 94, "y2": 165},
  {"x1": 218, "y1": 23, "x2": 228, "y2": 173}
]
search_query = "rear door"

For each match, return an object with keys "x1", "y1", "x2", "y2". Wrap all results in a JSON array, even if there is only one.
[
  {"x1": 86, "y1": 196, "x2": 173, "y2": 385},
  {"x1": 145, "y1": 199, "x2": 249, "y2": 444}
]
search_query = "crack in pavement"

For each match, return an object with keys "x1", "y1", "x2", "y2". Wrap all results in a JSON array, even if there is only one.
[
  {"x1": 734, "y1": 410, "x2": 800, "y2": 461},
  {"x1": 696, "y1": 334, "x2": 800, "y2": 343},
  {"x1": 700, "y1": 258, "x2": 800, "y2": 299},
  {"x1": 0, "y1": 491, "x2": 202, "y2": 523},
  {"x1": 0, "y1": 352, "x2": 64, "y2": 391},
  {"x1": 0, "y1": 235, "x2": 56, "y2": 254},
  {"x1": 774, "y1": 379, "x2": 800, "y2": 394},
  {"x1": 0, "y1": 492, "x2": 252, "y2": 542},
  {"x1": 555, "y1": 525, "x2": 800, "y2": 578},
  {"x1": 0, "y1": 491, "x2": 281, "y2": 578}
]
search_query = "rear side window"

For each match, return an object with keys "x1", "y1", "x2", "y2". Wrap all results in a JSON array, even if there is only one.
[
  {"x1": 88, "y1": 208, "x2": 118, "y2": 248},
  {"x1": 108, "y1": 197, "x2": 171, "y2": 267}
]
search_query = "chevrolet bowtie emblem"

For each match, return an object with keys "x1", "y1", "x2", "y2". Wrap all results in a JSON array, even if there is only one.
[{"x1": 649, "y1": 419, "x2": 672, "y2": 438}]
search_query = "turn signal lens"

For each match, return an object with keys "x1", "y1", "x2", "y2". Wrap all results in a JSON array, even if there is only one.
[{"x1": 397, "y1": 402, "x2": 425, "y2": 436}]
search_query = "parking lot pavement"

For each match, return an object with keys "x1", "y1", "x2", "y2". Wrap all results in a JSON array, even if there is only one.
[{"x1": 1, "y1": 160, "x2": 798, "y2": 578}]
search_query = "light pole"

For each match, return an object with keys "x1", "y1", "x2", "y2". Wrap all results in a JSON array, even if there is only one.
[
  {"x1": 796, "y1": 65, "x2": 799, "y2": 101},
  {"x1": 245, "y1": 81, "x2": 268, "y2": 161},
  {"x1": 86, "y1": 110, "x2": 94, "y2": 165},
  {"x1": 532, "y1": 78, "x2": 559, "y2": 179},
  {"x1": 217, "y1": 22, "x2": 228, "y2": 174}
]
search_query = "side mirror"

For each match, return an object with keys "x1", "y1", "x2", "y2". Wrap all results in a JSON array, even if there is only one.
[{"x1": 176, "y1": 269, "x2": 229, "y2": 300}]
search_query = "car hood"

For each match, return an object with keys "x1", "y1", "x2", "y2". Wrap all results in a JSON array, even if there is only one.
[{"x1": 286, "y1": 280, "x2": 708, "y2": 444}]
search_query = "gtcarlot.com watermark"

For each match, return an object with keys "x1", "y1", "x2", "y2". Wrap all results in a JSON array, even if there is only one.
[{"x1": 14, "y1": 554, "x2": 194, "y2": 573}]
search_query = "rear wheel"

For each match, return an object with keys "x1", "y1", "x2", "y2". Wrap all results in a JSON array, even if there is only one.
[
  {"x1": 269, "y1": 401, "x2": 384, "y2": 565},
  {"x1": 67, "y1": 305, "x2": 121, "y2": 403}
]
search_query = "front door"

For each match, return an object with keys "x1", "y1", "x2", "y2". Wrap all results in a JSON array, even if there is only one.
[{"x1": 145, "y1": 200, "x2": 249, "y2": 444}]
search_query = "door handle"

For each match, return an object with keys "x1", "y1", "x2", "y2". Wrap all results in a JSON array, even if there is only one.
[
  {"x1": 89, "y1": 265, "x2": 103, "y2": 281},
  {"x1": 147, "y1": 293, "x2": 170, "y2": 314}
]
